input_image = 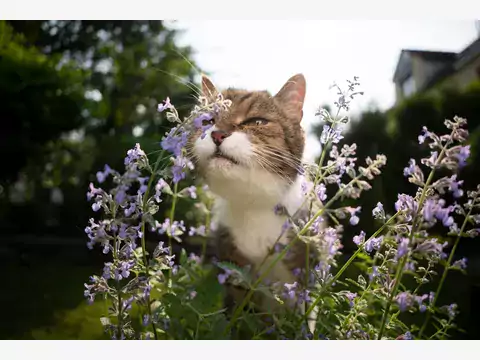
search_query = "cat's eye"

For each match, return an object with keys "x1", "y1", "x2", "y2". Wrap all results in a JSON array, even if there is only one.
[
  {"x1": 202, "y1": 118, "x2": 215, "y2": 126},
  {"x1": 242, "y1": 117, "x2": 269, "y2": 126}
]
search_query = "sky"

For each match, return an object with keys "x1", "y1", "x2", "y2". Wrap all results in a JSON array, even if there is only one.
[{"x1": 171, "y1": 20, "x2": 479, "y2": 160}]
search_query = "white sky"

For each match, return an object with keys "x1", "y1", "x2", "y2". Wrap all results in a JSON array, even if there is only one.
[{"x1": 172, "y1": 20, "x2": 479, "y2": 160}]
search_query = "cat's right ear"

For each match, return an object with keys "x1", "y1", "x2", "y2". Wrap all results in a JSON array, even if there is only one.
[
  {"x1": 274, "y1": 74, "x2": 306, "y2": 123},
  {"x1": 201, "y1": 75, "x2": 218, "y2": 98}
]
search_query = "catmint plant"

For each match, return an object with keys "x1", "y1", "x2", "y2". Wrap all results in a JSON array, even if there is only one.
[{"x1": 84, "y1": 76, "x2": 477, "y2": 340}]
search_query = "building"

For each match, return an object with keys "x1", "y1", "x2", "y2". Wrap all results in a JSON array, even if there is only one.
[{"x1": 393, "y1": 32, "x2": 480, "y2": 104}]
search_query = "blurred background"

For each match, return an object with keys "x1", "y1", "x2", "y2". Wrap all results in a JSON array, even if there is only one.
[{"x1": 1, "y1": 20, "x2": 480, "y2": 339}]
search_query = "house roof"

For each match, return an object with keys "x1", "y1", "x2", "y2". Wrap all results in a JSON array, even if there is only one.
[
  {"x1": 393, "y1": 37, "x2": 480, "y2": 89},
  {"x1": 392, "y1": 49, "x2": 456, "y2": 82}
]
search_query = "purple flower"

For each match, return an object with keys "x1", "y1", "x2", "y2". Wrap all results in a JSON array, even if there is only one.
[
  {"x1": 353, "y1": 231, "x2": 366, "y2": 246},
  {"x1": 348, "y1": 206, "x2": 361, "y2": 226},
  {"x1": 447, "y1": 175, "x2": 464, "y2": 198},
  {"x1": 87, "y1": 182, "x2": 101, "y2": 201},
  {"x1": 172, "y1": 156, "x2": 194, "y2": 184},
  {"x1": 418, "y1": 126, "x2": 429, "y2": 144},
  {"x1": 157, "y1": 97, "x2": 171, "y2": 112},
  {"x1": 372, "y1": 202, "x2": 384, "y2": 219},
  {"x1": 316, "y1": 183, "x2": 327, "y2": 202},
  {"x1": 369, "y1": 266, "x2": 379, "y2": 281},
  {"x1": 452, "y1": 257, "x2": 467, "y2": 270},
  {"x1": 124, "y1": 203, "x2": 136, "y2": 217},
  {"x1": 320, "y1": 125, "x2": 344, "y2": 145},
  {"x1": 456, "y1": 145, "x2": 470, "y2": 168},
  {"x1": 415, "y1": 238, "x2": 447, "y2": 259},
  {"x1": 137, "y1": 176, "x2": 149, "y2": 194},
  {"x1": 283, "y1": 282, "x2": 298, "y2": 300},
  {"x1": 403, "y1": 159, "x2": 416, "y2": 177},
  {"x1": 186, "y1": 185, "x2": 197, "y2": 199},
  {"x1": 446, "y1": 303, "x2": 457, "y2": 319},
  {"x1": 396, "y1": 237, "x2": 409, "y2": 260},
  {"x1": 115, "y1": 186, "x2": 127, "y2": 205},
  {"x1": 92, "y1": 202, "x2": 102, "y2": 212},
  {"x1": 422, "y1": 199, "x2": 436, "y2": 222},
  {"x1": 217, "y1": 271, "x2": 230, "y2": 284},
  {"x1": 193, "y1": 113, "x2": 214, "y2": 139},
  {"x1": 188, "y1": 225, "x2": 206, "y2": 237},
  {"x1": 161, "y1": 127, "x2": 189, "y2": 157},
  {"x1": 345, "y1": 292, "x2": 357, "y2": 307},
  {"x1": 96, "y1": 164, "x2": 112, "y2": 183},
  {"x1": 123, "y1": 296, "x2": 135, "y2": 312},
  {"x1": 364, "y1": 236, "x2": 383, "y2": 253},
  {"x1": 395, "y1": 194, "x2": 418, "y2": 221},
  {"x1": 414, "y1": 294, "x2": 428, "y2": 313},
  {"x1": 395, "y1": 292, "x2": 412, "y2": 312},
  {"x1": 125, "y1": 143, "x2": 145, "y2": 166},
  {"x1": 143, "y1": 314, "x2": 150, "y2": 327}
]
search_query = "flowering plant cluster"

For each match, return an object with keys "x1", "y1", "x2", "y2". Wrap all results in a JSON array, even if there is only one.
[{"x1": 84, "y1": 77, "x2": 477, "y2": 340}]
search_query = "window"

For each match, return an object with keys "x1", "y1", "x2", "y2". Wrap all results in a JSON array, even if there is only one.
[{"x1": 402, "y1": 76, "x2": 416, "y2": 97}]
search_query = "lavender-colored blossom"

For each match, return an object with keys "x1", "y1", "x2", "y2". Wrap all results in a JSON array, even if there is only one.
[
  {"x1": 92, "y1": 202, "x2": 102, "y2": 212},
  {"x1": 124, "y1": 203, "x2": 136, "y2": 217},
  {"x1": 161, "y1": 127, "x2": 189, "y2": 157},
  {"x1": 172, "y1": 156, "x2": 194, "y2": 184},
  {"x1": 124, "y1": 143, "x2": 145, "y2": 166},
  {"x1": 415, "y1": 238, "x2": 447, "y2": 259},
  {"x1": 395, "y1": 194, "x2": 418, "y2": 221},
  {"x1": 456, "y1": 145, "x2": 470, "y2": 168},
  {"x1": 347, "y1": 206, "x2": 361, "y2": 225},
  {"x1": 320, "y1": 125, "x2": 344, "y2": 145},
  {"x1": 142, "y1": 314, "x2": 150, "y2": 327},
  {"x1": 96, "y1": 164, "x2": 112, "y2": 183},
  {"x1": 422, "y1": 199, "x2": 436, "y2": 222},
  {"x1": 369, "y1": 266, "x2": 379, "y2": 281},
  {"x1": 186, "y1": 185, "x2": 197, "y2": 199},
  {"x1": 193, "y1": 113, "x2": 214, "y2": 139},
  {"x1": 345, "y1": 292, "x2": 357, "y2": 307},
  {"x1": 403, "y1": 159, "x2": 416, "y2": 177},
  {"x1": 353, "y1": 231, "x2": 366, "y2": 246},
  {"x1": 157, "y1": 97, "x2": 171, "y2": 112},
  {"x1": 188, "y1": 225, "x2": 206, "y2": 237},
  {"x1": 217, "y1": 270, "x2": 232, "y2": 284},
  {"x1": 283, "y1": 282, "x2": 298, "y2": 300},
  {"x1": 396, "y1": 237, "x2": 409, "y2": 260},
  {"x1": 316, "y1": 183, "x2": 327, "y2": 202},
  {"x1": 446, "y1": 303, "x2": 458, "y2": 319},
  {"x1": 395, "y1": 292, "x2": 412, "y2": 312},
  {"x1": 418, "y1": 126, "x2": 429, "y2": 144},
  {"x1": 87, "y1": 182, "x2": 102, "y2": 201},
  {"x1": 452, "y1": 257, "x2": 467, "y2": 270},
  {"x1": 372, "y1": 202, "x2": 384, "y2": 219},
  {"x1": 364, "y1": 236, "x2": 383, "y2": 253},
  {"x1": 137, "y1": 176, "x2": 149, "y2": 194}
]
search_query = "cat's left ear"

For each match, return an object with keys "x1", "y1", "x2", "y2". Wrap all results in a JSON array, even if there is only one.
[
  {"x1": 274, "y1": 74, "x2": 306, "y2": 123},
  {"x1": 201, "y1": 74, "x2": 218, "y2": 99}
]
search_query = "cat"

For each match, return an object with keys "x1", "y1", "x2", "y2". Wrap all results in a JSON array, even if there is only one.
[{"x1": 188, "y1": 73, "x2": 320, "y2": 329}]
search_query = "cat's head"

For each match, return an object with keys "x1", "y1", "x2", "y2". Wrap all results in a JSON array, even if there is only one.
[{"x1": 189, "y1": 74, "x2": 306, "y2": 202}]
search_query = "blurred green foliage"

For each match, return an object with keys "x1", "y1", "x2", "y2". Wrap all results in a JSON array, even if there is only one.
[{"x1": 0, "y1": 20, "x2": 200, "y2": 236}]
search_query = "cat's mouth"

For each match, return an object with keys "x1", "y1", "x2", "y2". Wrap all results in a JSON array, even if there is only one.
[{"x1": 210, "y1": 149, "x2": 239, "y2": 165}]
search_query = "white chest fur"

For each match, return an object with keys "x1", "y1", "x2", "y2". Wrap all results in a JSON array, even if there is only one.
[{"x1": 215, "y1": 200, "x2": 289, "y2": 263}]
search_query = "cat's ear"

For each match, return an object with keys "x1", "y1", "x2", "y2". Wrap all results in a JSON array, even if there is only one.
[
  {"x1": 274, "y1": 74, "x2": 306, "y2": 122},
  {"x1": 201, "y1": 74, "x2": 218, "y2": 98}
]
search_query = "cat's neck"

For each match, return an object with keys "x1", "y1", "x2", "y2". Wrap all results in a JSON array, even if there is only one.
[{"x1": 211, "y1": 174, "x2": 306, "y2": 221}]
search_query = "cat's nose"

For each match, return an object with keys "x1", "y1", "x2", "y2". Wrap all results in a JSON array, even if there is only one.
[{"x1": 211, "y1": 130, "x2": 231, "y2": 146}]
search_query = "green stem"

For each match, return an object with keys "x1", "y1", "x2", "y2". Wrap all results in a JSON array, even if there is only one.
[
  {"x1": 377, "y1": 136, "x2": 452, "y2": 340},
  {"x1": 226, "y1": 159, "x2": 385, "y2": 333},
  {"x1": 418, "y1": 196, "x2": 475, "y2": 338},
  {"x1": 139, "y1": 150, "x2": 165, "y2": 340},
  {"x1": 305, "y1": 211, "x2": 400, "y2": 318}
]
